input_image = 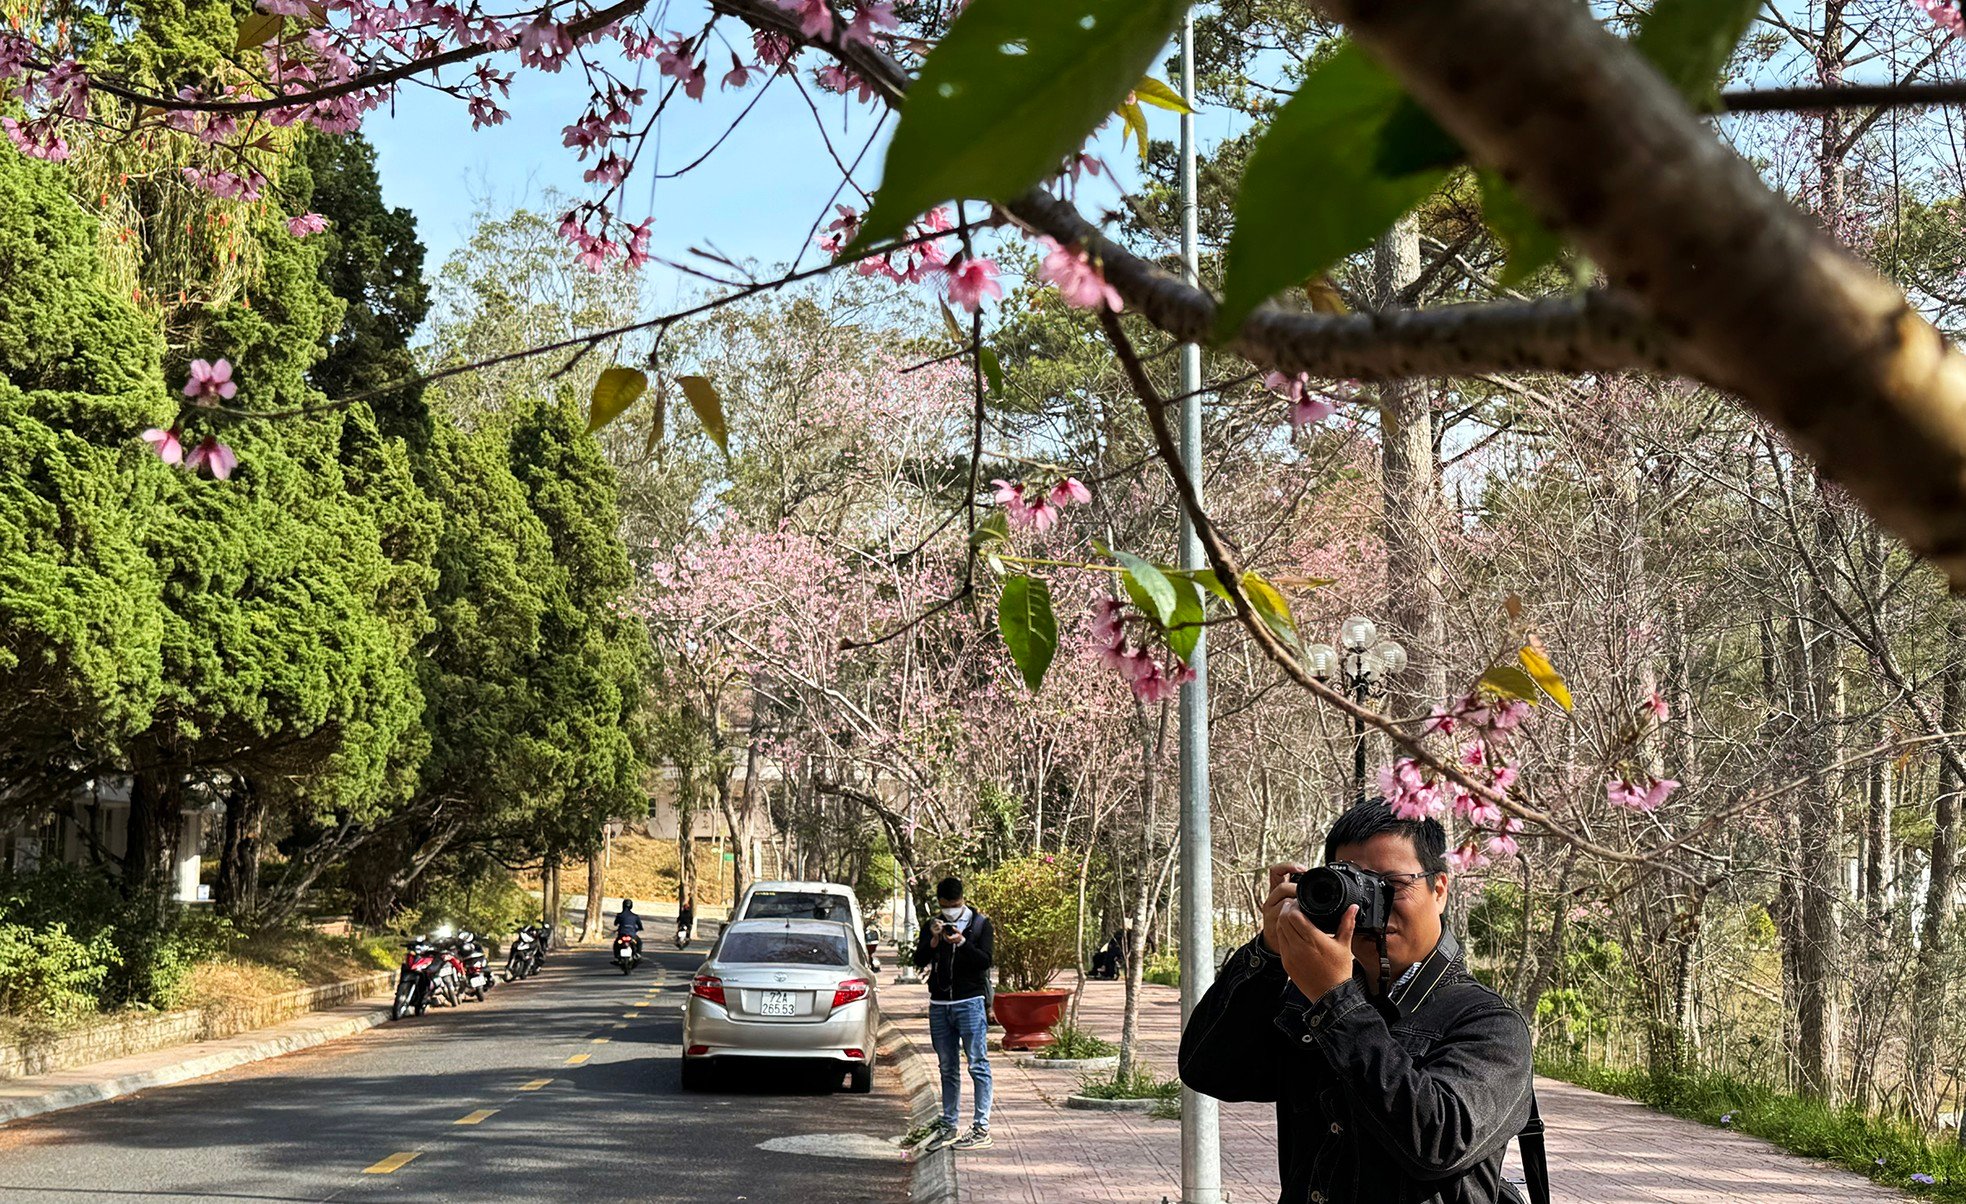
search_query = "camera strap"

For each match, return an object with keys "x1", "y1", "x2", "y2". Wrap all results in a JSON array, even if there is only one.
[
  {"x1": 1517, "y1": 1088, "x2": 1550, "y2": 1204},
  {"x1": 1373, "y1": 931, "x2": 1393, "y2": 1003}
]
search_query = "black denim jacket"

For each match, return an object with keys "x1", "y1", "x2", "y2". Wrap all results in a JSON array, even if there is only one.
[{"x1": 1179, "y1": 929, "x2": 1533, "y2": 1204}]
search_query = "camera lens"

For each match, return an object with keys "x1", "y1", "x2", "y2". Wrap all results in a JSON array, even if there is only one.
[{"x1": 1297, "y1": 867, "x2": 1348, "y2": 916}]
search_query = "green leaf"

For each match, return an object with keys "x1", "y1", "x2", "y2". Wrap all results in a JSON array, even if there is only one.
[
  {"x1": 1184, "y1": 569, "x2": 1235, "y2": 604},
  {"x1": 586, "y1": 366, "x2": 648, "y2": 433},
  {"x1": 1132, "y1": 75, "x2": 1193, "y2": 114},
  {"x1": 1241, "y1": 571, "x2": 1298, "y2": 645},
  {"x1": 978, "y1": 346, "x2": 1005, "y2": 396},
  {"x1": 677, "y1": 374, "x2": 728, "y2": 454},
  {"x1": 236, "y1": 12, "x2": 285, "y2": 50},
  {"x1": 1216, "y1": 44, "x2": 1453, "y2": 340},
  {"x1": 998, "y1": 574, "x2": 1059, "y2": 691},
  {"x1": 1479, "y1": 171, "x2": 1563, "y2": 287},
  {"x1": 1166, "y1": 575, "x2": 1206, "y2": 663},
  {"x1": 1479, "y1": 665, "x2": 1542, "y2": 704},
  {"x1": 1113, "y1": 551, "x2": 1177, "y2": 626},
  {"x1": 849, "y1": 0, "x2": 1190, "y2": 250},
  {"x1": 1632, "y1": 0, "x2": 1762, "y2": 106},
  {"x1": 969, "y1": 509, "x2": 1011, "y2": 550},
  {"x1": 1517, "y1": 645, "x2": 1574, "y2": 711},
  {"x1": 1373, "y1": 96, "x2": 1464, "y2": 176}
]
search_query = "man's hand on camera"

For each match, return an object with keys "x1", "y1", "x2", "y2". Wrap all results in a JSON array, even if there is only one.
[
  {"x1": 1258, "y1": 862, "x2": 1309, "y2": 955},
  {"x1": 1272, "y1": 901, "x2": 1359, "y2": 1003},
  {"x1": 945, "y1": 931, "x2": 965, "y2": 947}
]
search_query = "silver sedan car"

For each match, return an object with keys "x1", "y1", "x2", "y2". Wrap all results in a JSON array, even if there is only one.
[{"x1": 681, "y1": 918, "x2": 881, "y2": 1093}]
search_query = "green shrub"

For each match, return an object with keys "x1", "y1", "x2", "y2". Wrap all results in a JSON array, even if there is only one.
[
  {"x1": 1144, "y1": 950, "x2": 1180, "y2": 987},
  {"x1": 1076, "y1": 1066, "x2": 1181, "y2": 1101},
  {"x1": 0, "y1": 921, "x2": 119, "y2": 1021},
  {"x1": 403, "y1": 869, "x2": 533, "y2": 951},
  {"x1": 1538, "y1": 1053, "x2": 1966, "y2": 1200},
  {"x1": 1040, "y1": 1023, "x2": 1118, "y2": 1059},
  {"x1": 972, "y1": 853, "x2": 1077, "y2": 992}
]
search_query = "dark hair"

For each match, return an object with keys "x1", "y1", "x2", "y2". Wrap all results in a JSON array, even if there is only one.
[
  {"x1": 621, "y1": 898, "x2": 634, "y2": 909},
  {"x1": 1323, "y1": 799, "x2": 1449, "y2": 878},
  {"x1": 936, "y1": 876, "x2": 964, "y2": 902}
]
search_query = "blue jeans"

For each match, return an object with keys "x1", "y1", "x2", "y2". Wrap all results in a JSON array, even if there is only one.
[{"x1": 927, "y1": 996, "x2": 992, "y2": 1129}]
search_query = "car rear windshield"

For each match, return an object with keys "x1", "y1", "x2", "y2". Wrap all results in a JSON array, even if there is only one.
[
  {"x1": 745, "y1": 891, "x2": 852, "y2": 922},
  {"x1": 719, "y1": 930, "x2": 850, "y2": 966}
]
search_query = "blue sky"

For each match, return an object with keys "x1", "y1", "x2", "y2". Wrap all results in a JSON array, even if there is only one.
[{"x1": 361, "y1": 24, "x2": 1224, "y2": 310}]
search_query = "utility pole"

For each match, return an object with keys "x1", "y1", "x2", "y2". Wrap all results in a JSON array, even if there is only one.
[{"x1": 1175, "y1": 11, "x2": 1221, "y2": 1203}]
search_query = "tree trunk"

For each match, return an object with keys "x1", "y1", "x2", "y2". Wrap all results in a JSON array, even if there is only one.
[
  {"x1": 1373, "y1": 217, "x2": 1446, "y2": 710},
  {"x1": 1908, "y1": 598, "x2": 1964, "y2": 1124},
  {"x1": 1793, "y1": 483, "x2": 1845, "y2": 1102},
  {"x1": 580, "y1": 829, "x2": 609, "y2": 943},
  {"x1": 215, "y1": 780, "x2": 266, "y2": 924},
  {"x1": 543, "y1": 857, "x2": 562, "y2": 945},
  {"x1": 1116, "y1": 702, "x2": 1166, "y2": 1081}
]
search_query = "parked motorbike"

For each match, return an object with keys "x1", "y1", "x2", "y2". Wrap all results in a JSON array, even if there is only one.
[
  {"x1": 392, "y1": 937, "x2": 440, "y2": 1020},
  {"x1": 673, "y1": 923, "x2": 689, "y2": 949},
  {"x1": 455, "y1": 931, "x2": 493, "y2": 1001},
  {"x1": 506, "y1": 924, "x2": 545, "y2": 980},
  {"x1": 429, "y1": 936, "x2": 467, "y2": 1007},
  {"x1": 613, "y1": 929, "x2": 642, "y2": 974}
]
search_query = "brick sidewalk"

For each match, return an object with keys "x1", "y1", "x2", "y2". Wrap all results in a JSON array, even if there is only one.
[{"x1": 884, "y1": 979, "x2": 1910, "y2": 1203}]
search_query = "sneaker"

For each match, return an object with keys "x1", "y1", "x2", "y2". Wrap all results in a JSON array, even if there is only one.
[
  {"x1": 916, "y1": 1121, "x2": 957, "y2": 1150},
  {"x1": 951, "y1": 1125, "x2": 993, "y2": 1151}
]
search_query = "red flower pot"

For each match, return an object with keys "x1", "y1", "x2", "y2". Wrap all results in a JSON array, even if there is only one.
[{"x1": 993, "y1": 988, "x2": 1072, "y2": 1050}]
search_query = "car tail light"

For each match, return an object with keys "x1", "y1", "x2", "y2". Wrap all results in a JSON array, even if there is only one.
[
  {"x1": 844, "y1": 1048, "x2": 864, "y2": 1060},
  {"x1": 687, "y1": 1045, "x2": 710, "y2": 1056},
  {"x1": 831, "y1": 978, "x2": 869, "y2": 1009},
  {"x1": 691, "y1": 974, "x2": 725, "y2": 1005}
]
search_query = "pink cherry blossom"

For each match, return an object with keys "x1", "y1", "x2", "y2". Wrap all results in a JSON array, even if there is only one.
[
  {"x1": 1037, "y1": 238, "x2": 1123, "y2": 312},
  {"x1": 723, "y1": 56, "x2": 759, "y2": 88},
  {"x1": 1483, "y1": 834, "x2": 1520, "y2": 860},
  {"x1": 142, "y1": 427, "x2": 184, "y2": 466},
  {"x1": 182, "y1": 359, "x2": 238, "y2": 405},
  {"x1": 815, "y1": 64, "x2": 874, "y2": 102},
  {"x1": 843, "y1": 1, "x2": 898, "y2": 47},
  {"x1": 753, "y1": 29, "x2": 794, "y2": 66},
  {"x1": 1048, "y1": 477, "x2": 1092, "y2": 507},
  {"x1": 185, "y1": 436, "x2": 239, "y2": 480},
  {"x1": 286, "y1": 212, "x2": 329, "y2": 238},
  {"x1": 1643, "y1": 692, "x2": 1670, "y2": 721},
  {"x1": 777, "y1": 0, "x2": 833, "y2": 39},
  {"x1": 943, "y1": 256, "x2": 1002, "y2": 313},
  {"x1": 625, "y1": 218, "x2": 655, "y2": 270},
  {"x1": 1290, "y1": 396, "x2": 1335, "y2": 429}
]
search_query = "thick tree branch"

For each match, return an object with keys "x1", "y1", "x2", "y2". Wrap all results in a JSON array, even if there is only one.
[{"x1": 1324, "y1": 0, "x2": 1966, "y2": 586}]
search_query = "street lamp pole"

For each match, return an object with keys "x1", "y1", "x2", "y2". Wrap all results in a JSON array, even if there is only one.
[
  {"x1": 1174, "y1": 9, "x2": 1220, "y2": 1203},
  {"x1": 1308, "y1": 617, "x2": 1406, "y2": 809}
]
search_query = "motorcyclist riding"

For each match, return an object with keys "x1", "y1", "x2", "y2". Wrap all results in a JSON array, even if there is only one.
[{"x1": 616, "y1": 898, "x2": 645, "y2": 959}]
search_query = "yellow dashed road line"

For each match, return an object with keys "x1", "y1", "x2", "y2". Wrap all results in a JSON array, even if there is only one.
[
  {"x1": 455, "y1": 1109, "x2": 499, "y2": 1125},
  {"x1": 363, "y1": 1152, "x2": 420, "y2": 1174},
  {"x1": 565, "y1": 1053, "x2": 590, "y2": 1065},
  {"x1": 518, "y1": 1078, "x2": 553, "y2": 1091},
  {"x1": 591, "y1": 1037, "x2": 610, "y2": 1044}
]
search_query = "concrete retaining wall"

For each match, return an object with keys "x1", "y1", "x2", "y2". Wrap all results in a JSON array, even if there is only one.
[{"x1": 0, "y1": 970, "x2": 393, "y2": 1081}]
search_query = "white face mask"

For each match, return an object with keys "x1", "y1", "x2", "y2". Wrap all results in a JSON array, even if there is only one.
[{"x1": 940, "y1": 906, "x2": 964, "y2": 920}]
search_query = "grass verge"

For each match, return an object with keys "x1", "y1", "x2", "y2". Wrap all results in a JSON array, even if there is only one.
[{"x1": 1538, "y1": 1053, "x2": 1966, "y2": 1199}]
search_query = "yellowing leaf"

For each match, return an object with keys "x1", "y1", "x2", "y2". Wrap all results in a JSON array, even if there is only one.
[
  {"x1": 1304, "y1": 276, "x2": 1350, "y2": 315},
  {"x1": 1479, "y1": 665, "x2": 1541, "y2": 704},
  {"x1": 586, "y1": 366, "x2": 648, "y2": 433},
  {"x1": 939, "y1": 300, "x2": 967, "y2": 345},
  {"x1": 677, "y1": 374, "x2": 728, "y2": 454},
  {"x1": 1132, "y1": 76, "x2": 1193, "y2": 114},
  {"x1": 1119, "y1": 99, "x2": 1150, "y2": 163},
  {"x1": 1518, "y1": 645, "x2": 1573, "y2": 711},
  {"x1": 236, "y1": 12, "x2": 285, "y2": 49},
  {"x1": 1242, "y1": 571, "x2": 1298, "y2": 646}
]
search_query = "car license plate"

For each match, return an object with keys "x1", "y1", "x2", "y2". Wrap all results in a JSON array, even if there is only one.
[{"x1": 760, "y1": 991, "x2": 796, "y2": 1017}]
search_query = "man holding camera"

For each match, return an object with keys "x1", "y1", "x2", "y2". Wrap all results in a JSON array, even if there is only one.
[
  {"x1": 913, "y1": 876, "x2": 995, "y2": 1152},
  {"x1": 1181, "y1": 800, "x2": 1535, "y2": 1204}
]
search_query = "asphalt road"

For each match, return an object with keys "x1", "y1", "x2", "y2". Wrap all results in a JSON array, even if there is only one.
[{"x1": 0, "y1": 941, "x2": 914, "y2": 1203}]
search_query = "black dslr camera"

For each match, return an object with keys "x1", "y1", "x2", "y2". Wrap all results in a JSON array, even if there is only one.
[{"x1": 1290, "y1": 862, "x2": 1394, "y2": 935}]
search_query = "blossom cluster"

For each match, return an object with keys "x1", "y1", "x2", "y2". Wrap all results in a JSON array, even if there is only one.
[
  {"x1": 990, "y1": 476, "x2": 1090, "y2": 532},
  {"x1": 1374, "y1": 691, "x2": 1535, "y2": 870},
  {"x1": 1263, "y1": 371, "x2": 1357, "y2": 431},
  {"x1": 1090, "y1": 597, "x2": 1195, "y2": 704},
  {"x1": 141, "y1": 359, "x2": 242, "y2": 479}
]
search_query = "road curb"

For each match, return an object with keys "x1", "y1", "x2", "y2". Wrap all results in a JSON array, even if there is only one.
[
  {"x1": 879, "y1": 1016, "x2": 957, "y2": 1204},
  {"x1": 0, "y1": 1002, "x2": 392, "y2": 1127}
]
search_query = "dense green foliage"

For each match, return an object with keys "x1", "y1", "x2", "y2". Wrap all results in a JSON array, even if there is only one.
[{"x1": 973, "y1": 853, "x2": 1080, "y2": 991}]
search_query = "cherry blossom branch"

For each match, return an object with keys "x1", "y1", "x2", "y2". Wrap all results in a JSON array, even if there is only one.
[
  {"x1": 1718, "y1": 79, "x2": 1966, "y2": 112},
  {"x1": 1096, "y1": 308, "x2": 1662, "y2": 868},
  {"x1": 206, "y1": 226, "x2": 962, "y2": 420}
]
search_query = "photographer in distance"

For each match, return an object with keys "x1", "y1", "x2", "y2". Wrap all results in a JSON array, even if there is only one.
[{"x1": 1180, "y1": 800, "x2": 1536, "y2": 1204}]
